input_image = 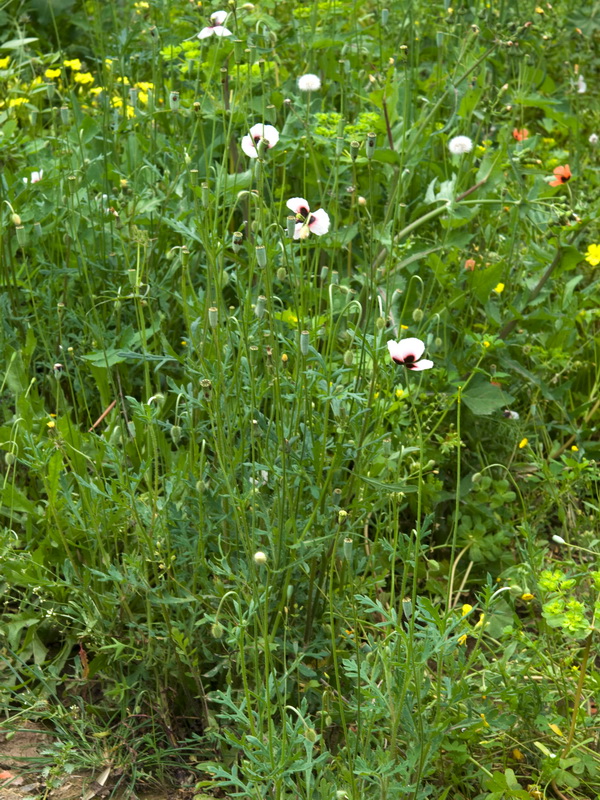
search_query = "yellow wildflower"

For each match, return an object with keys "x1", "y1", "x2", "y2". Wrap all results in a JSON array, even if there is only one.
[
  {"x1": 64, "y1": 58, "x2": 82, "y2": 71},
  {"x1": 535, "y1": 5, "x2": 544, "y2": 11},
  {"x1": 120, "y1": 178, "x2": 128, "y2": 188},
  {"x1": 458, "y1": 634, "x2": 467, "y2": 645},
  {"x1": 461, "y1": 604, "x2": 473, "y2": 616},
  {"x1": 512, "y1": 748, "x2": 525, "y2": 761},
  {"x1": 74, "y1": 71, "x2": 94, "y2": 85},
  {"x1": 135, "y1": 81, "x2": 154, "y2": 91},
  {"x1": 585, "y1": 243, "x2": 600, "y2": 266},
  {"x1": 47, "y1": 420, "x2": 56, "y2": 429},
  {"x1": 45, "y1": 68, "x2": 61, "y2": 79},
  {"x1": 0, "y1": 56, "x2": 10, "y2": 69},
  {"x1": 8, "y1": 97, "x2": 28, "y2": 107},
  {"x1": 493, "y1": 282, "x2": 505, "y2": 294},
  {"x1": 400, "y1": 324, "x2": 408, "y2": 330},
  {"x1": 89, "y1": 86, "x2": 103, "y2": 96},
  {"x1": 519, "y1": 438, "x2": 528, "y2": 449},
  {"x1": 483, "y1": 341, "x2": 490, "y2": 348},
  {"x1": 395, "y1": 388, "x2": 405, "y2": 400},
  {"x1": 134, "y1": 0, "x2": 150, "y2": 7},
  {"x1": 30, "y1": 76, "x2": 43, "y2": 87},
  {"x1": 571, "y1": 445, "x2": 578, "y2": 451},
  {"x1": 521, "y1": 593, "x2": 534, "y2": 601}
]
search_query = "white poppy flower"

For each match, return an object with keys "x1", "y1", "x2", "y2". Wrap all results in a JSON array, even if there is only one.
[
  {"x1": 576, "y1": 75, "x2": 587, "y2": 93},
  {"x1": 198, "y1": 10, "x2": 232, "y2": 38},
  {"x1": 387, "y1": 337, "x2": 434, "y2": 371},
  {"x1": 241, "y1": 123, "x2": 280, "y2": 158},
  {"x1": 23, "y1": 169, "x2": 43, "y2": 185},
  {"x1": 448, "y1": 135, "x2": 473, "y2": 155},
  {"x1": 503, "y1": 410, "x2": 520, "y2": 420},
  {"x1": 589, "y1": 133, "x2": 599, "y2": 145},
  {"x1": 297, "y1": 73, "x2": 321, "y2": 92},
  {"x1": 286, "y1": 196, "x2": 330, "y2": 239}
]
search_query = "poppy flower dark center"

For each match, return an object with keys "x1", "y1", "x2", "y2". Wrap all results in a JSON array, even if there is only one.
[
  {"x1": 560, "y1": 174, "x2": 570, "y2": 183},
  {"x1": 296, "y1": 207, "x2": 310, "y2": 222},
  {"x1": 403, "y1": 354, "x2": 415, "y2": 364},
  {"x1": 253, "y1": 135, "x2": 261, "y2": 143}
]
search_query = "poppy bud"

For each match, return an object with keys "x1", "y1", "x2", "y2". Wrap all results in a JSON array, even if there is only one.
[
  {"x1": 11, "y1": 213, "x2": 21, "y2": 226},
  {"x1": 304, "y1": 727, "x2": 317, "y2": 743},
  {"x1": 211, "y1": 622, "x2": 224, "y2": 639},
  {"x1": 170, "y1": 425, "x2": 182, "y2": 444},
  {"x1": 253, "y1": 550, "x2": 267, "y2": 565},
  {"x1": 343, "y1": 350, "x2": 353, "y2": 367},
  {"x1": 276, "y1": 267, "x2": 287, "y2": 280},
  {"x1": 5, "y1": 452, "x2": 16, "y2": 467},
  {"x1": 412, "y1": 308, "x2": 424, "y2": 322},
  {"x1": 255, "y1": 245, "x2": 267, "y2": 267}
]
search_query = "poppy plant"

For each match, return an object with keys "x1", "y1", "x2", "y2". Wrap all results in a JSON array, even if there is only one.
[
  {"x1": 241, "y1": 123, "x2": 279, "y2": 158},
  {"x1": 512, "y1": 128, "x2": 529, "y2": 141},
  {"x1": 549, "y1": 164, "x2": 571, "y2": 187},
  {"x1": 286, "y1": 197, "x2": 330, "y2": 239},
  {"x1": 197, "y1": 10, "x2": 232, "y2": 39},
  {"x1": 23, "y1": 170, "x2": 43, "y2": 184},
  {"x1": 387, "y1": 337, "x2": 434, "y2": 371}
]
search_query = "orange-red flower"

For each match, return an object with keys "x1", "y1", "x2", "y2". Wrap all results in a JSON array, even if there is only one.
[
  {"x1": 549, "y1": 164, "x2": 571, "y2": 187},
  {"x1": 512, "y1": 128, "x2": 529, "y2": 141},
  {"x1": 464, "y1": 258, "x2": 476, "y2": 271}
]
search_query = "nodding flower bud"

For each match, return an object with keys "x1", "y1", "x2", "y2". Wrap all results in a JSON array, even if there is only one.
[
  {"x1": 169, "y1": 91, "x2": 180, "y2": 111},
  {"x1": 381, "y1": 7, "x2": 389, "y2": 24},
  {"x1": 255, "y1": 295, "x2": 267, "y2": 318},
  {"x1": 376, "y1": 316, "x2": 386, "y2": 330},
  {"x1": 190, "y1": 169, "x2": 199, "y2": 186},
  {"x1": 276, "y1": 267, "x2": 287, "y2": 280},
  {"x1": 350, "y1": 140, "x2": 360, "y2": 161},
  {"x1": 232, "y1": 231, "x2": 243, "y2": 252},
  {"x1": 472, "y1": 472, "x2": 482, "y2": 484},
  {"x1": 300, "y1": 330, "x2": 310, "y2": 356},
  {"x1": 253, "y1": 550, "x2": 267, "y2": 565},
  {"x1": 412, "y1": 308, "x2": 424, "y2": 322},
  {"x1": 257, "y1": 137, "x2": 269, "y2": 158},
  {"x1": 343, "y1": 350, "x2": 353, "y2": 367},
  {"x1": 366, "y1": 132, "x2": 376, "y2": 158},
  {"x1": 11, "y1": 213, "x2": 22, "y2": 226},
  {"x1": 552, "y1": 535, "x2": 566, "y2": 545},
  {"x1": 170, "y1": 425, "x2": 182, "y2": 444},
  {"x1": 211, "y1": 621, "x2": 224, "y2": 639},
  {"x1": 255, "y1": 245, "x2": 267, "y2": 268},
  {"x1": 208, "y1": 307, "x2": 218, "y2": 328},
  {"x1": 286, "y1": 215, "x2": 297, "y2": 238},
  {"x1": 201, "y1": 182, "x2": 210, "y2": 208}
]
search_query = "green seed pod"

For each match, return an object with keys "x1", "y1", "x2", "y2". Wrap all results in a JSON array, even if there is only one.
[
  {"x1": 286, "y1": 215, "x2": 296, "y2": 238},
  {"x1": 300, "y1": 330, "x2": 310, "y2": 356},
  {"x1": 343, "y1": 536, "x2": 353, "y2": 562},
  {"x1": 350, "y1": 140, "x2": 360, "y2": 161},
  {"x1": 15, "y1": 226, "x2": 28, "y2": 247},
  {"x1": 190, "y1": 169, "x2": 199, "y2": 186},
  {"x1": 255, "y1": 245, "x2": 267, "y2": 268},
  {"x1": 255, "y1": 295, "x2": 267, "y2": 318},
  {"x1": 366, "y1": 132, "x2": 376, "y2": 159},
  {"x1": 232, "y1": 231, "x2": 243, "y2": 252},
  {"x1": 208, "y1": 307, "x2": 218, "y2": 328},
  {"x1": 169, "y1": 91, "x2": 180, "y2": 111}
]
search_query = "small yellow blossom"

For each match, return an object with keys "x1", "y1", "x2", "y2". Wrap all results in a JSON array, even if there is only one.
[
  {"x1": 45, "y1": 68, "x2": 61, "y2": 79},
  {"x1": 281, "y1": 353, "x2": 288, "y2": 363},
  {"x1": 585, "y1": 243, "x2": 600, "y2": 266},
  {"x1": 519, "y1": 438, "x2": 528, "y2": 449},
  {"x1": 493, "y1": 282, "x2": 505, "y2": 294},
  {"x1": 400, "y1": 324, "x2": 408, "y2": 330},
  {"x1": 181, "y1": 340, "x2": 187, "y2": 346},
  {"x1": 74, "y1": 71, "x2": 94, "y2": 85},
  {"x1": 521, "y1": 593, "x2": 534, "y2": 601},
  {"x1": 512, "y1": 748, "x2": 525, "y2": 761},
  {"x1": 89, "y1": 86, "x2": 103, "y2": 96},
  {"x1": 134, "y1": 0, "x2": 150, "y2": 8},
  {"x1": 8, "y1": 97, "x2": 28, "y2": 107},
  {"x1": 483, "y1": 341, "x2": 490, "y2": 348},
  {"x1": 458, "y1": 634, "x2": 467, "y2": 645},
  {"x1": 120, "y1": 178, "x2": 128, "y2": 188},
  {"x1": 461, "y1": 604, "x2": 473, "y2": 616},
  {"x1": 535, "y1": 5, "x2": 544, "y2": 11},
  {"x1": 571, "y1": 445, "x2": 578, "y2": 451},
  {"x1": 549, "y1": 723, "x2": 564, "y2": 737},
  {"x1": 395, "y1": 388, "x2": 405, "y2": 400},
  {"x1": 0, "y1": 56, "x2": 10, "y2": 69},
  {"x1": 30, "y1": 76, "x2": 43, "y2": 88},
  {"x1": 47, "y1": 420, "x2": 56, "y2": 429},
  {"x1": 64, "y1": 58, "x2": 82, "y2": 71},
  {"x1": 373, "y1": 391, "x2": 380, "y2": 399},
  {"x1": 480, "y1": 713, "x2": 489, "y2": 727}
]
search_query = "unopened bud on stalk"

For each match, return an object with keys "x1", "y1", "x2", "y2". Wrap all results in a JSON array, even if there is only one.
[
  {"x1": 343, "y1": 350, "x2": 353, "y2": 367},
  {"x1": 255, "y1": 245, "x2": 267, "y2": 268},
  {"x1": 300, "y1": 330, "x2": 310, "y2": 356},
  {"x1": 412, "y1": 308, "x2": 424, "y2": 322},
  {"x1": 276, "y1": 267, "x2": 286, "y2": 280},
  {"x1": 286, "y1": 215, "x2": 296, "y2": 238},
  {"x1": 170, "y1": 425, "x2": 182, "y2": 444},
  {"x1": 366, "y1": 132, "x2": 376, "y2": 158},
  {"x1": 472, "y1": 472, "x2": 482, "y2": 484},
  {"x1": 304, "y1": 727, "x2": 317, "y2": 743},
  {"x1": 375, "y1": 316, "x2": 386, "y2": 330},
  {"x1": 11, "y1": 213, "x2": 21, "y2": 226},
  {"x1": 169, "y1": 91, "x2": 180, "y2": 111},
  {"x1": 208, "y1": 307, "x2": 219, "y2": 328},
  {"x1": 253, "y1": 550, "x2": 267, "y2": 565},
  {"x1": 255, "y1": 295, "x2": 267, "y2": 318},
  {"x1": 434, "y1": 336, "x2": 442, "y2": 348},
  {"x1": 211, "y1": 621, "x2": 224, "y2": 639},
  {"x1": 5, "y1": 452, "x2": 16, "y2": 467},
  {"x1": 552, "y1": 535, "x2": 566, "y2": 545},
  {"x1": 232, "y1": 231, "x2": 243, "y2": 252},
  {"x1": 350, "y1": 140, "x2": 360, "y2": 161}
]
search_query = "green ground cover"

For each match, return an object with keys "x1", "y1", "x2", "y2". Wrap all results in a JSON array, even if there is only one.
[{"x1": 1, "y1": 0, "x2": 600, "y2": 797}]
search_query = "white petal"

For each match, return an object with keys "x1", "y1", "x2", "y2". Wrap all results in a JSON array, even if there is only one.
[
  {"x1": 211, "y1": 10, "x2": 228, "y2": 24},
  {"x1": 293, "y1": 222, "x2": 304, "y2": 240},
  {"x1": 249, "y1": 123, "x2": 279, "y2": 148},
  {"x1": 197, "y1": 26, "x2": 214, "y2": 38},
  {"x1": 286, "y1": 196, "x2": 310, "y2": 215},
  {"x1": 241, "y1": 135, "x2": 258, "y2": 158},
  {"x1": 213, "y1": 25, "x2": 232, "y2": 36},
  {"x1": 308, "y1": 208, "x2": 330, "y2": 236},
  {"x1": 409, "y1": 359, "x2": 434, "y2": 371},
  {"x1": 387, "y1": 337, "x2": 425, "y2": 363},
  {"x1": 23, "y1": 177, "x2": 28, "y2": 184}
]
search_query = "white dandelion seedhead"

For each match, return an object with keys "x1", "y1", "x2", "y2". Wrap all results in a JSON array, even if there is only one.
[
  {"x1": 589, "y1": 133, "x2": 599, "y2": 146},
  {"x1": 297, "y1": 73, "x2": 322, "y2": 92},
  {"x1": 448, "y1": 135, "x2": 473, "y2": 155}
]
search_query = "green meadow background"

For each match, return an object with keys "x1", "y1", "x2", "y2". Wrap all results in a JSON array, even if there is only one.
[{"x1": 1, "y1": 0, "x2": 600, "y2": 797}]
